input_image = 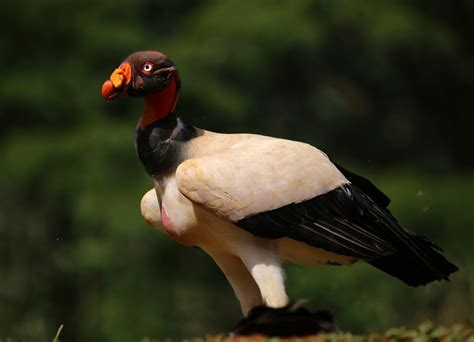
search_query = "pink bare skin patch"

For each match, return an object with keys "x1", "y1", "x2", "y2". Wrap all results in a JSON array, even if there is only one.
[{"x1": 161, "y1": 205, "x2": 180, "y2": 241}]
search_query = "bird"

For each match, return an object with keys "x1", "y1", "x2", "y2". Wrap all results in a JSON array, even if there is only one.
[{"x1": 101, "y1": 51, "x2": 458, "y2": 317}]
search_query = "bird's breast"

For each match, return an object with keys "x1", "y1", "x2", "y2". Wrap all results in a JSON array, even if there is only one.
[
  {"x1": 160, "y1": 205, "x2": 178, "y2": 240},
  {"x1": 156, "y1": 176, "x2": 199, "y2": 246}
]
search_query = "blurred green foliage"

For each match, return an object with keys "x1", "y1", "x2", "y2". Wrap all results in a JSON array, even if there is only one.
[{"x1": 1, "y1": 1, "x2": 473, "y2": 341}]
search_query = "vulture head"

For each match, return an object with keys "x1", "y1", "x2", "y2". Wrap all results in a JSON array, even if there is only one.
[{"x1": 101, "y1": 51, "x2": 180, "y2": 101}]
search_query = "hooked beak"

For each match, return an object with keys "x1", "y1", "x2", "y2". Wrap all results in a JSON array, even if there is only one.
[{"x1": 101, "y1": 63, "x2": 132, "y2": 101}]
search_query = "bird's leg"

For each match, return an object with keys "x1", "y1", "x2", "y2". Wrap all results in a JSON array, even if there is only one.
[
  {"x1": 239, "y1": 241, "x2": 289, "y2": 309},
  {"x1": 205, "y1": 249, "x2": 263, "y2": 315}
]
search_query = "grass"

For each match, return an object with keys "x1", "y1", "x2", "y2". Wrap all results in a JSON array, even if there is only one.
[
  {"x1": 52, "y1": 324, "x2": 64, "y2": 342},
  {"x1": 3, "y1": 322, "x2": 472, "y2": 341},
  {"x1": 139, "y1": 322, "x2": 474, "y2": 342}
]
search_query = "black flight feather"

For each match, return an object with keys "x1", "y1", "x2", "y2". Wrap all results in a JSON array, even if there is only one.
[
  {"x1": 333, "y1": 162, "x2": 391, "y2": 208},
  {"x1": 237, "y1": 184, "x2": 458, "y2": 286}
]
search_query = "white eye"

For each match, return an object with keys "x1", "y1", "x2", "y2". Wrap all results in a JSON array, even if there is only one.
[{"x1": 142, "y1": 62, "x2": 153, "y2": 72}]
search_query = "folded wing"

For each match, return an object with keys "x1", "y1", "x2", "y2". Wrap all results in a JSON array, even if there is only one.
[
  {"x1": 176, "y1": 135, "x2": 458, "y2": 286},
  {"x1": 176, "y1": 136, "x2": 348, "y2": 222}
]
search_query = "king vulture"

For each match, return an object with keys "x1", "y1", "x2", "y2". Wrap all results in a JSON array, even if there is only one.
[{"x1": 101, "y1": 51, "x2": 458, "y2": 316}]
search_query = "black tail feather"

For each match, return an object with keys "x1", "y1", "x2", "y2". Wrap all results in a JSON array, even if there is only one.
[{"x1": 369, "y1": 239, "x2": 459, "y2": 286}]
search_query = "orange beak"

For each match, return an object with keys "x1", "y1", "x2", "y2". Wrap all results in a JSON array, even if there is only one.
[{"x1": 101, "y1": 63, "x2": 132, "y2": 101}]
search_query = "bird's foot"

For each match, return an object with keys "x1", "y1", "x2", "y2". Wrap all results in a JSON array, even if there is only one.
[{"x1": 231, "y1": 301, "x2": 337, "y2": 337}]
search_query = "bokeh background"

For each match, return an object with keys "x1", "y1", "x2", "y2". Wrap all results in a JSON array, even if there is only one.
[{"x1": 1, "y1": 0, "x2": 473, "y2": 341}]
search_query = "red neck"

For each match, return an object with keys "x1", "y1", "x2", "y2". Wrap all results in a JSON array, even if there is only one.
[{"x1": 140, "y1": 74, "x2": 180, "y2": 130}]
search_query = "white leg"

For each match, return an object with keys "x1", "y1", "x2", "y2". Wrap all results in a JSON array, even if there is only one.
[
  {"x1": 206, "y1": 250, "x2": 263, "y2": 315},
  {"x1": 238, "y1": 240, "x2": 289, "y2": 308}
]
